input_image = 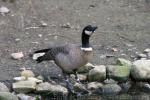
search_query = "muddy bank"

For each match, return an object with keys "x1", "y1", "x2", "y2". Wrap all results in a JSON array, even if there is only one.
[{"x1": 0, "y1": 0, "x2": 150, "y2": 83}]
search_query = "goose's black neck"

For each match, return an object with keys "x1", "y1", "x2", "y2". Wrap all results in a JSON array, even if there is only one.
[{"x1": 81, "y1": 32, "x2": 90, "y2": 48}]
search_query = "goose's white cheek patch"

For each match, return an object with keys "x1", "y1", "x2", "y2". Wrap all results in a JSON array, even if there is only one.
[{"x1": 84, "y1": 30, "x2": 92, "y2": 35}]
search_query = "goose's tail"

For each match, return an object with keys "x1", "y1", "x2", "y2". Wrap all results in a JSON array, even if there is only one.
[{"x1": 32, "y1": 48, "x2": 51, "y2": 63}]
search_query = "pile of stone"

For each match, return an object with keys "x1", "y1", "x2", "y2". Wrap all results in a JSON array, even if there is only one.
[
  {"x1": 0, "y1": 48, "x2": 150, "y2": 100},
  {"x1": 0, "y1": 70, "x2": 68, "y2": 100}
]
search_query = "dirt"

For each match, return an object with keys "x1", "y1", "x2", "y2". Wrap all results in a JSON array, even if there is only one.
[{"x1": 0, "y1": 0, "x2": 150, "y2": 81}]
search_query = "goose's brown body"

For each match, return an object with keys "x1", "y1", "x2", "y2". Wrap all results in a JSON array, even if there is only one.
[
  {"x1": 54, "y1": 44, "x2": 93, "y2": 73},
  {"x1": 34, "y1": 44, "x2": 93, "y2": 73}
]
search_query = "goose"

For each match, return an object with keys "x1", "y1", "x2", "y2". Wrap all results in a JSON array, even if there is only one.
[{"x1": 32, "y1": 25, "x2": 97, "y2": 93}]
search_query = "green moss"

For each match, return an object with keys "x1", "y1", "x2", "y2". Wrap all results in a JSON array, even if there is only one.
[{"x1": 113, "y1": 65, "x2": 130, "y2": 81}]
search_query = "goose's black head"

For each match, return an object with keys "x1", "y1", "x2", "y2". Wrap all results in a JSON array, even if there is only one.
[
  {"x1": 82, "y1": 25, "x2": 98, "y2": 48},
  {"x1": 83, "y1": 25, "x2": 98, "y2": 36}
]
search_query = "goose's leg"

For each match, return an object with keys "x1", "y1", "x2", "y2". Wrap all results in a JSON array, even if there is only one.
[
  {"x1": 63, "y1": 73, "x2": 74, "y2": 94},
  {"x1": 74, "y1": 71, "x2": 81, "y2": 83},
  {"x1": 72, "y1": 71, "x2": 83, "y2": 97}
]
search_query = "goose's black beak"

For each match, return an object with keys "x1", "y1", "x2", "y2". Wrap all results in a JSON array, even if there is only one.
[{"x1": 92, "y1": 26, "x2": 98, "y2": 33}]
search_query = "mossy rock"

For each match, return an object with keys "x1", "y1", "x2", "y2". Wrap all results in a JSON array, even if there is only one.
[
  {"x1": 0, "y1": 92, "x2": 18, "y2": 100},
  {"x1": 106, "y1": 65, "x2": 130, "y2": 82}
]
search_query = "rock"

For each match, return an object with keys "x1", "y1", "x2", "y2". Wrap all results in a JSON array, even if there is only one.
[
  {"x1": 88, "y1": 65, "x2": 106, "y2": 82},
  {"x1": 136, "y1": 82, "x2": 150, "y2": 92},
  {"x1": 116, "y1": 58, "x2": 132, "y2": 67},
  {"x1": 37, "y1": 75, "x2": 44, "y2": 81},
  {"x1": 0, "y1": 92, "x2": 18, "y2": 100},
  {"x1": 87, "y1": 82, "x2": 103, "y2": 91},
  {"x1": 17, "y1": 94, "x2": 37, "y2": 100},
  {"x1": 40, "y1": 21, "x2": 48, "y2": 27},
  {"x1": 96, "y1": 84, "x2": 121, "y2": 95},
  {"x1": 14, "y1": 77, "x2": 43, "y2": 83},
  {"x1": 111, "y1": 48, "x2": 118, "y2": 52},
  {"x1": 11, "y1": 52, "x2": 24, "y2": 60},
  {"x1": 0, "y1": 6, "x2": 10, "y2": 15},
  {"x1": 77, "y1": 63, "x2": 94, "y2": 73},
  {"x1": 104, "y1": 78, "x2": 117, "y2": 84},
  {"x1": 15, "y1": 38, "x2": 20, "y2": 42},
  {"x1": 89, "y1": 4, "x2": 96, "y2": 8},
  {"x1": 13, "y1": 80, "x2": 36, "y2": 93},
  {"x1": 106, "y1": 54, "x2": 115, "y2": 58},
  {"x1": 77, "y1": 74, "x2": 87, "y2": 82},
  {"x1": 106, "y1": 65, "x2": 130, "y2": 82},
  {"x1": 21, "y1": 70, "x2": 35, "y2": 78},
  {"x1": 131, "y1": 60, "x2": 150, "y2": 81},
  {"x1": 144, "y1": 48, "x2": 150, "y2": 53},
  {"x1": 13, "y1": 77, "x2": 26, "y2": 81},
  {"x1": 73, "y1": 83, "x2": 89, "y2": 94},
  {"x1": 119, "y1": 81, "x2": 132, "y2": 92},
  {"x1": 61, "y1": 22, "x2": 71, "y2": 28},
  {"x1": 148, "y1": 53, "x2": 150, "y2": 59},
  {"x1": 70, "y1": 74, "x2": 87, "y2": 82},
  {"x1": 38, "y1": 34, "x2": 42, "y2": 37},
  {"x1": 0, "y1": 82, "x2": 9, "y2": 92},
  {"x1": 36, "y1": 82, "x2": 68, "y2": 95},
  {"x1": 27, "y1": 77, "x2": 43, "y2": 83},
  {"x1": 136, "y1": 53, "x2": 147, "y2": 59}
]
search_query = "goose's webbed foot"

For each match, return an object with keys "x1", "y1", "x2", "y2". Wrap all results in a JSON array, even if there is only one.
[{"x1": 65, "y1": 78, "x2": 75, "y2": 94}]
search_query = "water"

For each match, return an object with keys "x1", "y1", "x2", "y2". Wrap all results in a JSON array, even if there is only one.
[{"x1": 42, "y1": 92, "x2": 150, "y2": 100}]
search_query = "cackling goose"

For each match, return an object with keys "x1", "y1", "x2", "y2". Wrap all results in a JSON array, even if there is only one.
[{"x1": 32, "y1": 25, "x2": 97, "y2": 93}]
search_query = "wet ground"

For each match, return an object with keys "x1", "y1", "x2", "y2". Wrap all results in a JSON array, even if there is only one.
[{"x1": 0, "y1": 0, "x2": 150, "y2": 82}]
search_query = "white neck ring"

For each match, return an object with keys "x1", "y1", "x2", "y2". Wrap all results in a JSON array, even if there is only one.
[{"x1": 81, "y1": 47, "x2": 93, "y2": 51}]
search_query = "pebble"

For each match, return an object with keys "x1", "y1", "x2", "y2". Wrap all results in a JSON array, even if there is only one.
[
  {"x1": 104, "y1": 78, "x2": 117, "y2": 84},
  {"x1": 106, "y1": 54, "x2": 115, "y2": 58},
  {"x1": 89, "y1": 4, "x2": 96, "y2": 8},
  {"x1": 21, "y1": 70, "x2": 35, "y2": 78},
  {"x1": 137, "y1": 53, "x2": 147, "y2": 59},
  {"x1": 70, "y1": 74, "x2": 87, "y2": 82},
  {"x1": 38, "y1": 34, "x2": 42, "y2": 37},
  {"x1": 0, "y1": 6, "x2": 10, "y2": 14},
  {"x1": 11, "y1": 52, "x2": 24, "y2": 60},
  {"x1": 15, "y1": 38, "x2": 20, "y2": 42},
  {"x1": 54, "y1": 35, "x2": 58, "y2": 40},
  {"x1": 40, "y1": 21, "x2": 48, "y2": 27},
  {"x1": 17, "y1": 94, "x2": 36, "y2": 100},
  {"x1": 97, "y1": 84, "x2": 121, "y2": 95},
  {"x1": 148, "y1": 53, "x2": 150, "y2": 59},
  {"x1": 136, "y1": 82, "x2": 150, "y2": 92},
  {"x1": 111, "y1": 48, "x2": 118, "y2": 52},
  {"x1": 13, "y1": 77, "x2": 26, "y2": 81},
  {"x1": 144, "y1": 48, "x2": 150, "y2": 53},
  {"x1": 87, "y1": 82, "x2": 103, "y2": 90},
  {"x1": 119, "y1": 81, "x2": 131, "y2": 92},
  {"x1": 0, "y1": 82, "x2": 9, "y2": 92},
  {"x1": 73, "y1": 82, "x2": 89, "y2": 94},
  {"x1": 61, "y1": 22, "x2": 71, "y2": 28},
  {"x1": 125, "y1": 43, "x2": 133, "y2": 47}
]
